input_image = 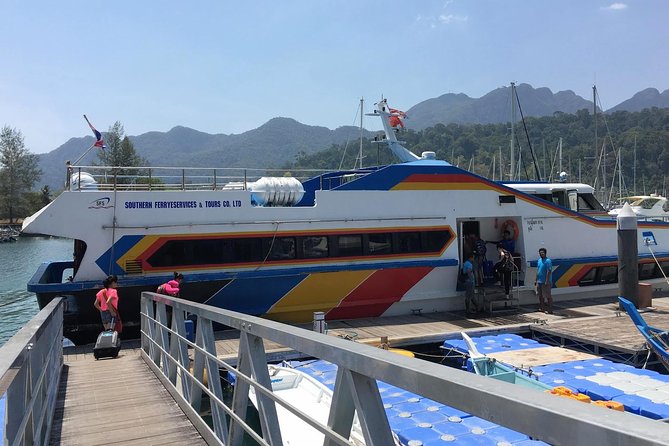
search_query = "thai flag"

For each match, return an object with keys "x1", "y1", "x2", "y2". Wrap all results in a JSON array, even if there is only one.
[{"x1": 83, "y1": 115, "x2": 106, "y2": 149}]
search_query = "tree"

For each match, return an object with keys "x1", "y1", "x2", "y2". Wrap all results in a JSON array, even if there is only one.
[
  {"x1": 97, "y1": 121, "x2": 146, "y2": 183},
  {"x1": 0, "y1": 126, "x2": 42, "y2": 222}
]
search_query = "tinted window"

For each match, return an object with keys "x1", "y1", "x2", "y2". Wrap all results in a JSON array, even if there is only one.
[
  {"x1": 336, "y1": 235, "x2": 363, "y2": 257},
  {"x1": 599, "y1": 266, "x2": 617, "y2": 284},
  {"x1": 267, "y1": 237, "x2": 296, "y2": 260},
  {"x1": 397, "y1": 232, "x2": 421, "y2": 253},
  {"x1": 368, "y1": 233, "x2": 392, "y2": 254},
  {"x1": 578, "y1": 268, "x2": 597, "y2": 286},
  {"x1": 639, "y1": 263, "x2": 657, "y2": 280},
  {"x1": 231, "y1": 238, "x2": 263, "y2": 263},
  {"x1": 301, "y1": 236, "x2": 328, "y2": 258},
  {"x1": 422, "y1": 230, "x2": 452, "y2": 252}
]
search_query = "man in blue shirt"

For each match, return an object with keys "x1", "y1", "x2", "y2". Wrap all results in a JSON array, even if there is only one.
[
  {"x1": 463, "y1": 253, "x2": 477, "y2": 314},
  {"x1": 535, "y1": 248, "x2": 553, "y2": 313}
]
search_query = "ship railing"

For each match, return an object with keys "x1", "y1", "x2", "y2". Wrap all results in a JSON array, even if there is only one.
[
  {"x1": 140, "y1": 292, "x2": 669, "y2": 446},
  {"x1": 0, "y1": 298, "x2": 63, "y2": 446},
  {"x1": 65, "y1": 164, "x2": 330, "y2": 192}
]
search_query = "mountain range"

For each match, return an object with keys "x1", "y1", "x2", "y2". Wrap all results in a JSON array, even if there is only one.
[{"x1": 38, "y1": 84, "x2": 669, "y2": 192}]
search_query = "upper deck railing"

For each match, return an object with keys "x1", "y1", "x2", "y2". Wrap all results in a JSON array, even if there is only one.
[
  {"x1": 65, "y1": 164, "x2": 373, "y2": 193},
  {"x1": 140, "y1": 292, "x2": 669, "y2": 446},
  {"x1": 0, "y1": 298, "x2": 63, "y2": 446}
]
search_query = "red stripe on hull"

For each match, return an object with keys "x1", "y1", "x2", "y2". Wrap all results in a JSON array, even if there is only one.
[{"x1": 326, "y1": 267, "x2": 433, "y2": 320}]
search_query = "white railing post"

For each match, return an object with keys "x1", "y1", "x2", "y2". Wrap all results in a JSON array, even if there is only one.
[
  {"x1": 324, "y1": 366, "x2": 356, "y2": 446},
  {"x1": 348, "y1": 370, "x2": 396, "y2": 446},
  {"x1": 239, "y1": 331, "x2": 282, "y2": 446},
  {"x1": 156, "y1": 301, "x2": 170, "y2": 375},
  {"x1": 199, "y1": 318, "x2": 228, "y2": 442}
]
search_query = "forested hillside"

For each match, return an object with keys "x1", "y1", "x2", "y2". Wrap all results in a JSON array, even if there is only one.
[{"x1": 288, "y1": 108, "x2": 669, "y2": 198}]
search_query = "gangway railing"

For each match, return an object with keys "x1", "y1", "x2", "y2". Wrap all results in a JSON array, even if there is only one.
[
  {"x1": 0, "y1": 298, "x2": 63, "y2": 446},
  {"x1": 140, "y1": 292, "x2": 669, "y2": 446}
]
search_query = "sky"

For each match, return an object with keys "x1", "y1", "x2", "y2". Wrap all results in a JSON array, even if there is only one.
[{"x1": 1, "y1": 1, "x2": 667, "y2": 154}]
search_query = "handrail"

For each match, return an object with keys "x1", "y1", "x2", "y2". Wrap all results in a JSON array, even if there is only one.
[
  {"x1": 0, "y1": 298, "x2": 63, "y2": 446},
  {"x1": 140, "y1": 292, "x2": 669, "y2": 446},
  {"x1": 65, "y1": 164, "x2": 373, "y2": 193}
]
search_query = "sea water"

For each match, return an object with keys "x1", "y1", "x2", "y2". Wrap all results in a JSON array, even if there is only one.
[{"x1": 0, "y1": 237, "x2": 71, "y2": 346}]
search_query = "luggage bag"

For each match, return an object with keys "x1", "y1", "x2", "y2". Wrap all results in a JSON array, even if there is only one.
[{"x1": 93, "y1": 318, "x2": 121, "y2": 359}]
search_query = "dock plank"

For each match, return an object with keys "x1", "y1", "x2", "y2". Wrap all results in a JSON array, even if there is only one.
[
  {"x1": 532, "y1": 308, "x2": 669, "y2": 354},
  {"x1": 50, "y1": 350, "x2": 206, "y2": 446}
]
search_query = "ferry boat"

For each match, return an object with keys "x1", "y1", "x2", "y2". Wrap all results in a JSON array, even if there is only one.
[{"x1": 22, "y1": 99, "x2": 669, "y2": 344}]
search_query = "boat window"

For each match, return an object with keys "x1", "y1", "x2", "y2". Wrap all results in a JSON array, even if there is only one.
[
  {"x1": 551, "y1": 191, "x2": 567, "y2": 208},
  {"x1": 368, "y1": 233, "x2": 393, "y2": 254},
  {"x1": 396, "y1": 232, "x2": 421, "y2": 253},
  {"x1": 568, "y1": 190, "x2": 578, "y2": 212},
  {"x1": 532, "y1": 194, "x2": 552, "y2": 202},
  {"x1": 301, "y1": 236, "x2": 329, "y2": 258},
  {"x1": 422, "y1": 230, "x2": 452, "y2": 253},
  {"x1": 639, "y1": 198, "x2": 660, "y2": 209},
  {"x1": 231, "y1": 238, "x2": 264, "y2": 262},
  {"x1": 146, "y1": 227, "x2": 451, "y2": 268},
  {"x1": 335, "y1": 235, "x2": 363, "y2": 257},
  {"x1": 579, "y1": 193, "x2": 605, "y2": 211},
  {"x1": 577, "y1": 268, "x2": 597, "y2": 286},
  {"x1": 660, "y1": 262, "x2": 669, "y2": 276},
  {"x1": 73, "y1": 239, "x2": 87, "y2": 276},
  {"x1": 266, "y1": 237, "x2": 296, "y2": 260},
  {"x1": 599, "y1": 266, "x2": 617, "y2": 284},
  {"x1": 663, "y1": 201, "x2": 669, "y2": 212},
  {"x1": 639, "y1": 263, "x2": 658, "y2": 280}
]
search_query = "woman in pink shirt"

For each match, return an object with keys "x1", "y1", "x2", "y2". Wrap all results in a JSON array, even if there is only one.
[
  {"x1": 94, "y1": 275, "x2": 119, "y2": 330},
  {"x1": 157, "y1": 272, "x2": 184, "y2": 297}
]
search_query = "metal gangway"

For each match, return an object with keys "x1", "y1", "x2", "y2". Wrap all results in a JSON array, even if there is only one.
[{"x1": 3, "y1": 293, "x2": 669, "y2": 446}]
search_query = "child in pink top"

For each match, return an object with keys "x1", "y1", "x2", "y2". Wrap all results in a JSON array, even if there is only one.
[
  {"x1": 94, "y1": 275, "x2": 119, "y2": 330},
  {"x1": 157, "y1": 272, "x2": 184, "y2": 297}
]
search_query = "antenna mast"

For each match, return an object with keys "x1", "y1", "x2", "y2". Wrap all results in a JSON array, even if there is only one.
[
  {"x1": 358, "y1": 97, "x2": 364, "y2": 169},
  {"x1": 510, "y1": 82, "x2": 516, "y2": 180}
]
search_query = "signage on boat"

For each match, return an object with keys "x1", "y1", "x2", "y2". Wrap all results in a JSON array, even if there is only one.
[
  {"x1": 88, "y1": 197, "x2": 114, "y2": 209},
  {"x1": 526, "y1": 218, "x2": 544, "y2": 232},
  {"x1": 122, "y1": 199, "x2": 243, "y2": 210}
]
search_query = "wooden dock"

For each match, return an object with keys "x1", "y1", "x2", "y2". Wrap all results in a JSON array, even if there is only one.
[
  {"x1": 531, "y1": 297, "x2": 669, "y2": 366},
  {"x1": 50, "y1": 348, "x2": 206, "y2": 445}
]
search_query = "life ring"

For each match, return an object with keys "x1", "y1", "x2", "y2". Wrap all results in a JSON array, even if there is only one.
[{"x1": 501, "y1": 220, "x2": 519, "y2": 240}]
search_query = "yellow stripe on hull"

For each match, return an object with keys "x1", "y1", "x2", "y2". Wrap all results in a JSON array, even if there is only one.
[{"x1": 266, "y1": 270, "x2": 374, "y2": 322}]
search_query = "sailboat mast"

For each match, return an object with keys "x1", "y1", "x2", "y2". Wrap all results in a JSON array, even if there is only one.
[
  {"x1": 593, "y1": 85, "x2": 598, "y2": 186},
  {"x1": 510, "y1": 82, "x2": 516, "y2": 180},
  {"x1": 558, "y1": 137, "x2": 563, "y2": 173},
  {"x1": 633, "y1": 133, "x2": 637, "y2": 195},
  {"x1": 359, "y1": 97, "x2": 364, "y2": 169},
  {"x1": 618, "y1": 145, "x2": 623, "y2": 201}
]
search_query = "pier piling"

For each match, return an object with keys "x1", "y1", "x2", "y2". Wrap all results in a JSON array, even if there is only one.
[{"x1": 617, "y1": 203, "x2": 639, "y2": 307}]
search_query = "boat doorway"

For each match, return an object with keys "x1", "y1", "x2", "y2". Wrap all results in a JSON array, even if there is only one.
[{"x1": 457, "y1": 217, "x2": 525, "y2": 287}]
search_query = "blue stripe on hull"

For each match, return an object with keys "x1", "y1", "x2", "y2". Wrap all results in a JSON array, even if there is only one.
[
  {"x1": 205, "y1": 275, "x2": 306, "y2": 315},
  {"x1": 96, "y1": 235, "x2": 144, "y2": 275}
]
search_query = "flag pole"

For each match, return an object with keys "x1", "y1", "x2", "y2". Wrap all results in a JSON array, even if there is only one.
[{"x1": 72, "y1": 143, "x2": 97, "y2": 166}]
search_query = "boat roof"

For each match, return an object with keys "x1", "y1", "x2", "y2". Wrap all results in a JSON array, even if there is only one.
[{"x1": 502, "y1": 182, "x2": 595, "y2": 194}]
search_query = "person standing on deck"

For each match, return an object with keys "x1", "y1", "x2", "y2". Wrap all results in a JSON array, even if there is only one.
[
  {"x1": 462, "y1": 253, "x2": 477, "y2": 314},
  {"x1": 472, "y1": 234, "x2": 487, "y2": 286},
  {"x1": 535, "y1": 248, "x2": 553, "y2": 313},
  {"x1": 94, "y1": 275, "x2": 119, "y2": 330},
  {"x1": 494, "y1": 246, "x2": 514, "y2": 299}
]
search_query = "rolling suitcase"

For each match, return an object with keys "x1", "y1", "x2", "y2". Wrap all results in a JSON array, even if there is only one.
[{"x1": 93, "y1": 318, "x2": 121, "y2": 359}]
